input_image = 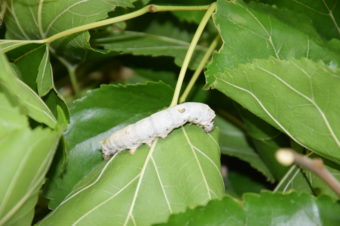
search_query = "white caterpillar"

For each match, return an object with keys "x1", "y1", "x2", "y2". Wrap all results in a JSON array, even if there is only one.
[{"x1": 100, "y1": 102, "x2": 215, "y2": 158}]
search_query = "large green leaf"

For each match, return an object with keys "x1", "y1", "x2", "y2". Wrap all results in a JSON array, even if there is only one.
[
  {"x1": 263, "y1": 0, "x2": 340, "y2": 40},
  {"x1": 39, "y1": 125, "x2": 224, "y2": 225},
  {"x1": 93, "y1": 21, "x2": 207, "y2": 69},
  {"x1": 4, "y1": 0, "x2": 137, "y2": 58},
  {"x1": 207, "y1": 57, "x2": 340, "y2": 162},
  {"x1": 215, "y1": 116, "x2": 273, "y2": 181},
  {"x1": 206, "y1": 0, "x2": 340, "y2": 81},
  {"x1": 159, "y1": 192, "x2": 340, "y2": 226},
  {"x1": 0, "y1": 91, "x2": 60, "y2": 226},
  {"x1": 0, "y1": 53, "x2": 57, "y2": 128},
  {"x1": 46, "y1": 82, "x2": 174, "y2": 208},
  {"x1": 0, "y1": 92, "x2": 27, "y2": 134}
]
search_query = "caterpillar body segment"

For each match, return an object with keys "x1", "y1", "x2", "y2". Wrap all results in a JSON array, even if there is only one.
[{"x1": 100, "y1": 102, "x2": 215, "y2": 158}]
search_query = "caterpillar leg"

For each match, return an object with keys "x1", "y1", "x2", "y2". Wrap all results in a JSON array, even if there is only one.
[
  {"x1": 129, "y1": 148, "x2": 137, "y2": 155},
  {"x1": 103, "y1": 153, "x2": 112, "y2": 160}
]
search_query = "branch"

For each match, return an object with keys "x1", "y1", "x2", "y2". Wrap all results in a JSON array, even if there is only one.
[
  {"x1": 1, "y1": 4, "x2": 211, "y2": 46},
  {"x1": 276, "y1": 148, "x2": 340, "y2": 197}
]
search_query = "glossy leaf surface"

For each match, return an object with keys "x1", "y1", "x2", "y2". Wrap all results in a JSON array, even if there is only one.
[
  {"x1": 0, "y1": 92, "x2": 60, "y2": 225},
  {"x1": 159, "y1": 192, "x2": 340, "y2": 226},
  {"x1": 206, "y1": 0, "x2": 340, "y2": 80},
  {"x1": 0, "y1": 53, "x2": 56, "y2": 128},
  {"x1": 208, "y1": 57, "x2": 340, "y2": 162},
  {"x1": 40, "y1": 125, "x2": 224, "y2": 226},
  {"x1": 94, "y1": 21, "x2": 207, "y2": 69},
  {"x1": 215, "y1": 116, "x2": 273, "y2": 180},
  {"x1": 4, "y1": 0, "x2": 137, "y2": 59},
  {"x1": 46, "y1": 82, "x2": 174, "y2": 208}
]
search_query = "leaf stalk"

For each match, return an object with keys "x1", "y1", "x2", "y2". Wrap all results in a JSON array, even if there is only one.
[
  {"x1": 2, "y1": 4, "x2": 211, "y2": 45},
  {"x1": 170, "y1": 2, "x2": 217, "y2": 107},
  {"x1": 179, "y1": 35, "x2": 220, "y2": 103}
]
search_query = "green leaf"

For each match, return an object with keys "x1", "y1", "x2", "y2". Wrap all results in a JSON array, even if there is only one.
[
  {"x1": 0, "y1": 53, "x2": 57, "y2": 128},
  {"x1": 12, "y1": 45, "x2": 46, "y2": 92},
  {"x1": 4, "y1": 0, "x2": 137, "y2": 58},
  {"x1": 239, "y1": 109, "x2": 289, "y2": 180},
  {"x1": 123, "y1": 68, "x2": 177, "y2": 87},
  {"x1": 215, "y1": 116, "x2": 273, "y2": 181},
  {"x1": 208, "y1": 57, "x2": 340, "y2": 162},
  {"x1": 159, "y1": 192, "x2": 340, "y2": 226},
  {"x1": 43, "y1": 89, "x2": 70, "y2": 132},
  {"x1": 11, "y1": 44, "x2": 54, "y2": 96},
  {"x1": 36, "y1": 45, "x2": 53, "y2": 96},
  {"x1": 0, "y1": 91, "x2": 60, "y2": 226},
  {"x1": 0, "y1": 91, "x2": 27, "y2": 134},
  {"x1": 93, "y1": 21, "x2": 207, "y2": 69},
  {"x1": 46, "y1": 82, "x2": 174, "y2": 208},
  {"x1": 206, "y1": 0, "x2": 340, "y2": 83},
  {"x1": 225, "y1": 170, "x2": 268, "y2": 198},
  {"x1": 39, "y1": 125, "x2": 224, "y2": 225},
  {"x1": 263, "y1": 0, "x2": 340, "y2": 40}
]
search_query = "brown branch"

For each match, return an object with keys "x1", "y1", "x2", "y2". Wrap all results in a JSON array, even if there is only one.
[{"x1": 276, "y1": 148, "x2": 340, "y2": 197}]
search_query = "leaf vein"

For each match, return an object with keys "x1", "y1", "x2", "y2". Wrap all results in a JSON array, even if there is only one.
[
  {"x1": 151, "y1": 156, "x2": 173, "y2": 213},
  {"x1": 257, "y1": 65, "x2": 340, "y2": 147},
  {"x1": 182, "y1": 127, "x2": 211, "y2": 199},
  {"x1": 123, "y1": 139, "x2": 159, "y2": 226},
  {"x1": 217, "y1": 77, "x2": 306, "y2": 149}
]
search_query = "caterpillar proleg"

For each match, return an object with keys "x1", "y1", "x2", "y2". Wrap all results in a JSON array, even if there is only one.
[{"x1": 100, "y1": 102, "x2": 215, "y2": 159}]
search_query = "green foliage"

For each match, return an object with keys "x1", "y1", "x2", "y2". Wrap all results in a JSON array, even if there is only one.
[
  {"x1": 93, "y1": 21, "x2": 207, "y2": 69},
  {"x1": 0, "y1": 91, "x2": 60, "y2": 225},
  {"x1": 46, "y1": 82, "x2": 174, "y2": 208},
  {"x1": 208, "y1": 57, "x2": 340, "y2": 162},
  {"x1": 239, "y1": 110, "x2": 289, "y2": 180},
  {"x1": 39, "y1": 125, "x2": 224, "y2": 225},
  {"x1": 206, "y1": 0, "x2": 340, "y2": 77},
  {"x1": 0, "y1": 53, "x2": 57, "y2": 128},
  {"x1": 215, "y1": 116, "x2": 273, "y2": 180},
  {"x1": 36, "y1": 45, "x2": 53, "y2": 96},
  {"x1": 159, "y1": 192, "x2": 340, "y2": 226},
  {"x1": 263, "y1": 0, "x2": 340, "y2": 40},
  {"x1": 0, "y1": 0, "x2": 339, "y2": 224},
  {"x1": 4, "y1": 0, "x2": 137, "y2": 58}
]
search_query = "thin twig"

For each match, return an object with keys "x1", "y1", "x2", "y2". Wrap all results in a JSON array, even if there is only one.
[{"x1": 276, "y1": 148, "x2": 340, "y2": 197}]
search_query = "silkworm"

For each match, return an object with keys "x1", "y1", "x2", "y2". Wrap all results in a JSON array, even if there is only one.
[{"x1": 100, "y1": 102, "x2": 215, "y2": 158}]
